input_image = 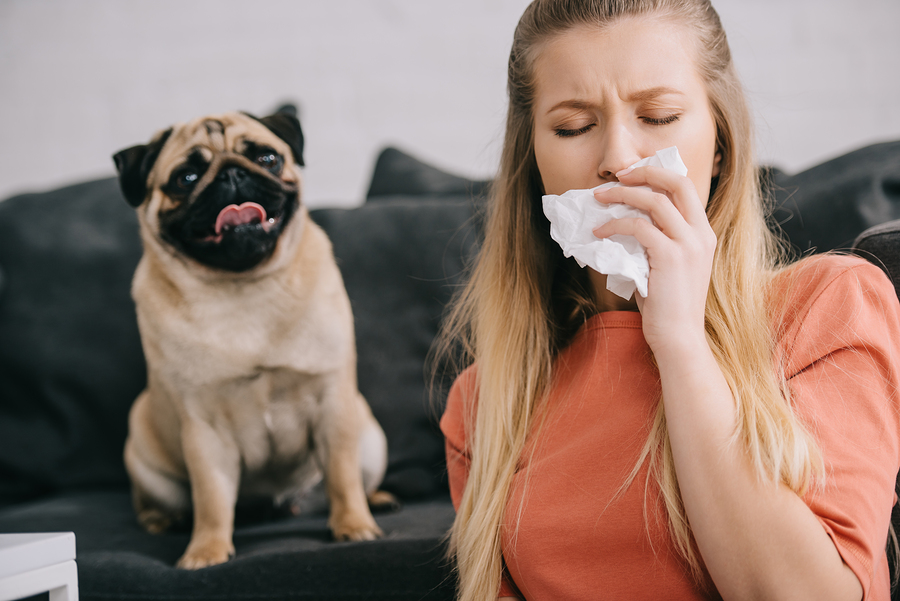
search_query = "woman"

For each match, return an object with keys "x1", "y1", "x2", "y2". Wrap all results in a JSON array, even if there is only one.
[{"x1": 437, "y1": 0, "x2": 900, "y2": 599}]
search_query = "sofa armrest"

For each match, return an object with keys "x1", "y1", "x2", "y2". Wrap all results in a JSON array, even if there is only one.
[{"x1": 852, "y1": 219, "x2": 900, "y2": 301}]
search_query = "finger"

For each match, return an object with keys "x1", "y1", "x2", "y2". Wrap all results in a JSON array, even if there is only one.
[
  {"x1": 594, "y1": 186, "x2": 687, "y2": 239},
  {"x1": 635, "y1": 291, "x2": 647, "y2": 309},
  {"x1": 592, "y1": 216, "x2": 669, "y2": 251},
  {"x1": 614, "y1": 165, "x2": 705, "y2": 224}
]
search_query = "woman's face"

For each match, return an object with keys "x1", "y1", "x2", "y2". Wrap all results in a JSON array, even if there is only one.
[{"x1": 532, "y1": 17, "x2": 721, "y2": 202}]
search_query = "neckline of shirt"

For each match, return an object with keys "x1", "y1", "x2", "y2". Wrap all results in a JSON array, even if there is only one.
[{"x1": 582, "y1": 310, "x2": 643, "y2": 331}]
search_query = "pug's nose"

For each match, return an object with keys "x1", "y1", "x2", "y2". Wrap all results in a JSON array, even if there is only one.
[{"x1": 216, "y1": 166, "x2": 246, "y2": 186}]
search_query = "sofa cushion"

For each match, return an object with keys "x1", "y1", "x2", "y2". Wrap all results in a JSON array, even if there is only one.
[
  {"x1": 0, "y1": 175, "x2": 478, "y2": 504},
  {"x1": 313, "y1": 197, "x2": 480, "y2": 498},
  {"x1": 0, "y1": 490, "x2": 456, "y2": 601},
  {"x1": 0, "y1": 178, "x2": 146, "y2": 505},
  {"x1": 771, "y1": 140, "x2": 900, "y2": 253},
  {"x1": 366, "y1": 147, "x2": 490, "y2": 201}
]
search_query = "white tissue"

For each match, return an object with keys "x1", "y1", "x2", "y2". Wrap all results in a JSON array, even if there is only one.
[{"x1": 541, "y1": 146, "x2": 688, "y2": 300}]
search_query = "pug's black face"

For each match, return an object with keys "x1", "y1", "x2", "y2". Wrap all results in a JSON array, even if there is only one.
[
  {"x1": 113, "y1": 111, "x2": 306, "y2": 273},
  {"x1": 158, "y1": 143, "x2": 299, "y2": 272}
]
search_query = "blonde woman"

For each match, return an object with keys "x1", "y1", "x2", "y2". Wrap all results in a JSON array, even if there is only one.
[{"x1": 437, "y1": 0, "x2": 900, "y2": 599}]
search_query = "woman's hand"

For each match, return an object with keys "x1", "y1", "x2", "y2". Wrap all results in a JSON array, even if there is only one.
[{"x1": 592, "y1": 165, "x2": 716, "y2": 356}]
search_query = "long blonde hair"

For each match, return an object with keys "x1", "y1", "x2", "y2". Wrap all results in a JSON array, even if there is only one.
[{"x1": 436, "y1": 0, "x2": 821, "y2": 598}]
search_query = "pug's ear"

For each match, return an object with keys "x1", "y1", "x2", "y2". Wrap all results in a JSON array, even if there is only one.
[
  {"x1": 112, "y1": 128, "x2": 173, "y2": 207},
  {"x1": 245, "y1": 109, "x2": 304, "y2": 167}
]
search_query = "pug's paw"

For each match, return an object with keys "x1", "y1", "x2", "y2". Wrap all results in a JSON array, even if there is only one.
[
  {"x1": 138, "y1": 508, "x2": 174, "y2": 534},
  {"x1": 330, "y1": 513, "x2": 383, "y2": 542},
  {"x1": 176, "y1": 537, "x2": 235, "y2": 569},
  {"x1": 367, "y1": 490, "x2": 401, "y2": 512}
]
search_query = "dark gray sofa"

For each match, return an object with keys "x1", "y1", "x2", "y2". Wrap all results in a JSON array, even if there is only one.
[
  {"x1": 0, "y1": 140, "x2": 898, "y2": 601},
  {"x1": 0, "y1": 147, "x2": 486, "y2": 601}
]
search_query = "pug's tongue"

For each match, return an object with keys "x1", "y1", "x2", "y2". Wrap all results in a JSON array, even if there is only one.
[{"x1": 215, "y1": 202, "x2": 267, "y2": 234}]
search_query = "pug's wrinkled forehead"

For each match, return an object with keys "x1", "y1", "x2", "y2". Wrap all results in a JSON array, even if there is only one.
[{"x1": 149, "y1": 113, "x2": 301, "y2": 192}]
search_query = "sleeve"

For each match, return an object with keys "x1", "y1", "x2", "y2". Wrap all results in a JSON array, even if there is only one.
[
  {"x1": 781, "y1": 258, "x2": 900, "y2": 599},
  {"x1": 439, "y1": 367, "x2": 520, "y2": 599},
  {"x1": 440, "y1": 367, "x2": 475, "y2": 511}
]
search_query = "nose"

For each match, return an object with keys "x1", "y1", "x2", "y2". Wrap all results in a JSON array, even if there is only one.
[
  {"x1": 211, "y1": 165, "x2": 249, "y2": 205},
  {"x1": 216, "y1": 165, "x2": 247, "y2": 186},
  {"x1": 596, "y1": 123, "x2": 641, "y2": 183}
]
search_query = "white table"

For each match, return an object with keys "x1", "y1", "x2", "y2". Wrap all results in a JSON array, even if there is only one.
[{"x1": 0, "y1": 532, "x2": 77, "y2": 601}]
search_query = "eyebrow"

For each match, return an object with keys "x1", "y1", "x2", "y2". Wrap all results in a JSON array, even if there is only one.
[
  {"x1": 546, "y1": 86, "x2": 686, "y2": 113},
  {"x1": 627, "y1": 86, "x2": 685, "y2": 102}
]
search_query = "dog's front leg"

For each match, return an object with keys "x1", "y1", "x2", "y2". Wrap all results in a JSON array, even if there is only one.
[
  {"x1": 318, "y1": 392, "x2": 383, "y2": 541},
  {"x1": 177, "y1": 415, "x2": 241, "y2": 569}
]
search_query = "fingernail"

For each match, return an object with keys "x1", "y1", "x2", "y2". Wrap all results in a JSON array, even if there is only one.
[
  {"x1": 594, "y1": 186, "x2": 610, "y2": 195},
  {"x1": 616, "y1": 167, "x2": 634, "y2": 178}
]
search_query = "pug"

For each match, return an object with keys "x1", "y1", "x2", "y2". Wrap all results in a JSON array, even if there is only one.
[{"x1": 114, "y1": 110, "x2": 389, "y2": 569}]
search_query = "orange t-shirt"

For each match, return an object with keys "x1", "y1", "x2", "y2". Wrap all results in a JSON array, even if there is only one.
[{"x1": 441, "y1": 255, "x2": 900, "y2": 600}]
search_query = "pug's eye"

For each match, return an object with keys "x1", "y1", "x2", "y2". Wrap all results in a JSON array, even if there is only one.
[
  {"x1": 255, "y1": 151, "x2": 283, "y2": 174},
  {"x1": 174, "y1": 169, "x2": 199, "y2": 189}
]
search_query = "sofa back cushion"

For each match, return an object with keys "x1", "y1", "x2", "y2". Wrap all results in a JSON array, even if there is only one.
[
  {"x1": 770, "y1": 140, "x2": 900, "y2": 253},
  {"x1": 313, "y1": 198, "x2": 479, "y2": 498},
  {"x1": 0, "y1": 178, "x2": 146, "y2": 504},
  {"x1": 366, "y1": 147, "x2": 491, "y2": 201}
]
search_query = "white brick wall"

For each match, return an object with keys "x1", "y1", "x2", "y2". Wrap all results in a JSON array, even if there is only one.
[{"x1": 0, "y1": 0, "x2": 897, "y2": 207}]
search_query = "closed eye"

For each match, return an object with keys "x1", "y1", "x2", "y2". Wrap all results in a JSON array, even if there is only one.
[
  {"x1": 641, "y1": 114, "x2": 680, "y2": 126},
  {"x1": 554, "y1": 123, "x2": 595, "y2": 138}
]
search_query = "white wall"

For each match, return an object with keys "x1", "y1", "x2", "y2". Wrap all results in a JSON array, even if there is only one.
[
  {"x1": 1, "y1": 0, "x2": 898, "y2": 208},
  {"x1": 717, "y1": 0, "x2": 900, "y2": 176}
]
